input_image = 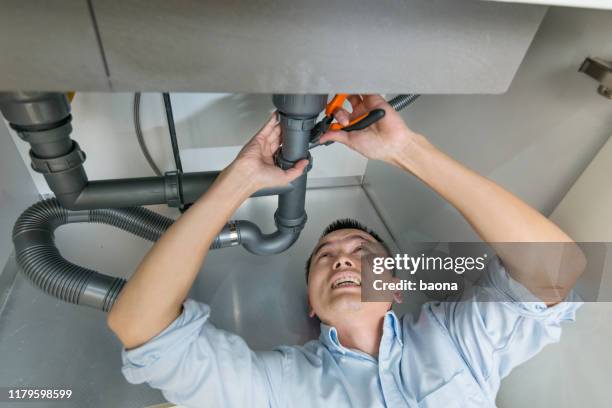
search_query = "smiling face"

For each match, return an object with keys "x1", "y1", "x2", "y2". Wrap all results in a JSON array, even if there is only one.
[{"x1": 307, "y1": 228, "x2": 393, "y2": 325}]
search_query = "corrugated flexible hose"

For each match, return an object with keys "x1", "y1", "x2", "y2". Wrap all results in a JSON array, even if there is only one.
[
  {"x1": 388, "y1": 94, "x2": 420, "y2": 111},
  {"x1": 12, "y1": 199, "x2": 174, "y2": 312},
  {"x1": 12, "y1": 199, "x2": 298, "y2": 311}
]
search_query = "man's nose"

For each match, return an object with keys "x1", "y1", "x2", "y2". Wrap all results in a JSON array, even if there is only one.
[{"x1": 333, "y1": 255, "x2": 354, "y2": 270}]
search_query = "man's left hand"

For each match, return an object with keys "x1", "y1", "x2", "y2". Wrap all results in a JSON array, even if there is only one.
[{"x1": 228, "y1": 112, "x2": 309, "y2": 192}]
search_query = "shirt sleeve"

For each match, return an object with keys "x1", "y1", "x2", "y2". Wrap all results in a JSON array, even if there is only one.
[
  {"x1": 428, "y1": 256, "x2": 583, "y2": 396},
  {"x1": 120, "y1": 298, "x2": 285, "y2": 408}
]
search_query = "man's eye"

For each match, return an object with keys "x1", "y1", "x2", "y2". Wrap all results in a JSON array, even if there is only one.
[{"x1": 319, "y1": 253, "x2": 329, "y2": 259}]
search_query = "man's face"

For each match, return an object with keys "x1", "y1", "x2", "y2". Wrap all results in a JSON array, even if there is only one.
[{"x1": 307, "y1": 228, "x2": 392, "y2": 325}]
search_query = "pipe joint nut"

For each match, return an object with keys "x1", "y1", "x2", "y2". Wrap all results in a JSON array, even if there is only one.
[
  {"x1": 278, "y1": 113, "x2": 318, "y2": 131},
  {"x1": 210, "y1": 221, "x2": 240, "y2": 249},
  {"x1": 274, "y1": 210, "x2": 307, "y2": 233},
  {"x1": 15, "y1": 118, "x2": 73, "y2": 144},
  {"x1": 272, "y1": 94, "x2": 327, "y2": 118},
  {"x1": 29, "y1": 140, "x2": 86, "y2": 174},
  {"x1": 0, "y1": 92, "x2": 71, "y2": 127},
  {"x1": 275, "y1": 151, "x2": 313, "y2": 172},
  {"x1": 164, "y1": 171, "x2": 182, "y2": 208}
]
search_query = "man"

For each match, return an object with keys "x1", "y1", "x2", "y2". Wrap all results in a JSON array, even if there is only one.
[{"x1": 107, "y1": 95, "x2": 584, "y2": 407}]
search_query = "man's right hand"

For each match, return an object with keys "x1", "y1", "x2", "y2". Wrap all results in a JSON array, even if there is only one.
[{"x1": 318, "y1": 94, "x2": 423, "y2": 167}]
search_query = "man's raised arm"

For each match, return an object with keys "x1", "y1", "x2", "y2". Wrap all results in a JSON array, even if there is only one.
[
  {"x1": 321, "y1": 94, "x2": 586, "y2": 305},
  {"x1": 107, "y1": 113, "x2": 307, "y2": 349}
]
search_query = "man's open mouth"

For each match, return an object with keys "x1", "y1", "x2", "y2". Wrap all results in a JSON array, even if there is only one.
[{"x1": 331, "y1": 275, "x2": 362, "y2": 289}]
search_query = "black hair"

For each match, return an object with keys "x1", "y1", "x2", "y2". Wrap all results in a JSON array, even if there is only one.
[{"x1": 305, "y1": 218, "x2": 391, "y2": 283}]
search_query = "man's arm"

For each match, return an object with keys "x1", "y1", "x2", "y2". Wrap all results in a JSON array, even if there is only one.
[
  {"x1": 321, "y1": 94, "x2": 586, "y2": 305},
  {"x1": 107, "y1": 113, "x2": 307, "y2": 349}
]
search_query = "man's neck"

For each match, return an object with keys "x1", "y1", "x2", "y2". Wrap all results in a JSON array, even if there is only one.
[{"x1": 333, "y1": 314, "x2": 385, "y2": 358}]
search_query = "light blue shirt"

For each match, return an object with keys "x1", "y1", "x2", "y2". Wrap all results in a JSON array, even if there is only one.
[{"x1": 120, "y1": 257, "x2": 582, "y2": 407}]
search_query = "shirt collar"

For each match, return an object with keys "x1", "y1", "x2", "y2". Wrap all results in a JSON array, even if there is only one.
[
  {"x1": 384, "y1": 309, "x2": 404, "y2": 346},
  {"x1": 319, "y1": 310, "x2": 403, "y2": 355},
  {"x1": 319, "y1": 324, "x2": 348, "y2": 354}
]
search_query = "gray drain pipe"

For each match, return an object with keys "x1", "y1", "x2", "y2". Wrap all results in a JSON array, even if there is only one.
[
  {"x1": 12, "y1": 197, "x2": 311, "y2": 311},
  {"x1": 0, "y1": 92, "x2": 325, "y2": 248},
  {"x1": 4, "y1": 92, "x2": 327, "y2": 310},
  {"x1": 0, "y1": 92, "x2": 296, "y2": 210}
]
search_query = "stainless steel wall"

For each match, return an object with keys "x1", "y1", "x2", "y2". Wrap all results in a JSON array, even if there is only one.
[
  {"x1": 0, "y1": 121, "x2": 38, "y2": 269},
  {"x1": 363, "y1": 7, "x2": 612, "y2": 247},
  {"x1": 0, "y1": 186, "x2": 394, "y2": 407},
  {"x1": 362, "y1": 7, "x2": 612, "y2": 408},
  {"x1": 496, "y1": 128, "x2": 612, "y2": 408},
  {"x1": 0, "y1": 120, "x2": 38, "y2": 316}
]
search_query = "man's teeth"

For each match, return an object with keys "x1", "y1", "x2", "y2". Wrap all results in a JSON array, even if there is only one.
[{"x1": 332, "y1": 277, "x2": 361, "y2": 289}]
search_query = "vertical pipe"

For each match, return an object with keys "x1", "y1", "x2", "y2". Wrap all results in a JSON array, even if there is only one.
[
  {"x1": 0, "y1": 92, "x2": 89, "y2": 207},
  {"x1": 272, "y1": 95, "x2": 327, "y2": 230}
]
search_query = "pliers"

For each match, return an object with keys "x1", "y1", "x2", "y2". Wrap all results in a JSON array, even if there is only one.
[{"x1": 309, "y1": 94, "x2": 386, "y2": 149}]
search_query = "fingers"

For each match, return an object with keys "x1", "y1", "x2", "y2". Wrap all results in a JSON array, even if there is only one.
[
  {"x1": 319, "y1": 130, "x2": 350, "y2": 146},
  {"x1": 268, "y1": 137, "x2": 280, "y2": 157},
  {"x1": 264, "y1": 121, "x2": 281, "y2": 144},
  {"x1": 333, "y1": 108, "x2": 351, "y2": 127},
  {"x1": 362, "y1": 94, "x2": 387, "y2": 109},
  {"x1": 283, "y1": 158, "x2": 309, "y2": 181},
  {"x1": 258, "y1": 111, "x2": 280, "y2": 137},
  {"x1": 347, "y1": 95, "x2": 367, "y2": 118},
  {"x1": 260, "y1": 114, "x2": 282, "y2": 156},
  {"x1": 347, "y1": 95, "x2": 366, "y2": 116},
  {"x1": 329, "y1": 94, "x2": 365, "y2": 122}
]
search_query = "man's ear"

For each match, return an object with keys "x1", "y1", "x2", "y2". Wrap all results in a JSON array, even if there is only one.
[
  {"x1": 392, "y1": 276, "x2": 403, "y2": 304},
  {"x1": 307, "y1": 297, "x2": 316, "y2": 318}
]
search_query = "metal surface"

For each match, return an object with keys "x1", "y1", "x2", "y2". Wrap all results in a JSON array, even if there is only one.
[
  {"x1": 92, "y1": 0, "x2": 544, "y2": 93},
  {"x1": 0, "y1": 0, "x2": 546, "y2": 93},
  {"x1": 579, "y1": 57, "x2": 612, "y2": 99},
  {"x1": 363, "y1": 6, "x2": 612, "y2": 248},
  {"x1": 485, "y1": 0, "x2": 612, "y2": 8},
  {"x1": 0, "y1": 256, "x2": 163, "y2": 408},
  {"x1": 358, "y1": 6, "x2": 612, "y2": 406},
  {"x1": 0, "y1": 121, "x2": 39, "y2": 269},
  {"x1": 0, "y1": 0, "x2": 110, "y2": 91},
  {"x1": 133, "y1": 93, "x2": 163, "y2": 176},
  {"x1": 0, "y1": 186, "x2": 393, "y2": 407},
  {"x1": 496, "y1": 135, "x2": 612, "y2": 407}
]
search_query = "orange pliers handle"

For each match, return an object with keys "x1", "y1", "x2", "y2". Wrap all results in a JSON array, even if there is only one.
[
  {"x1": 325, "y1": 94, "x2": 376, "y2": 131},
  {"x1": 325, "y1": 93, "x2": 348, "y2": 117}
]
